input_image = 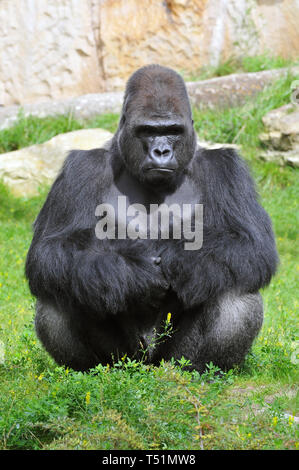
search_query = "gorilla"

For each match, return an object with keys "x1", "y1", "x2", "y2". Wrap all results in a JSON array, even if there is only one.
[{"x1": 25, "y1": 64, "x2": 278, "y2": 372}]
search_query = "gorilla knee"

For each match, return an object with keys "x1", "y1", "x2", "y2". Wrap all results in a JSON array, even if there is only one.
[
  {"x1": 215, "y1": 291, "x2": 263, "y2": 339},
  {"x1": 204, "y1": 291, "x2": 264, "y2": 370},
  {"x1": 35, "y1": 301, "x2": 98, "y2": 371}
]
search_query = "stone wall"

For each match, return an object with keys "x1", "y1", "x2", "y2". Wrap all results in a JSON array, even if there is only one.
[{"x1": 1, "y1": 0, "x2": 299, "y2": 106}]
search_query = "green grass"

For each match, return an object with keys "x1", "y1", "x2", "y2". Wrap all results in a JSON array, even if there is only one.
[
  {"x1": 193, "y1": 73, "x2": 295, "y2": 147},
  {"x1": 0, "y1": 112, "x2": 120, "y2": 154},
  {"x1": 182, "y1": 53, "x2": 298, "y2": 82},
  {"x1": 0, "y1": 73, "x2": 298, "y2": 450}
]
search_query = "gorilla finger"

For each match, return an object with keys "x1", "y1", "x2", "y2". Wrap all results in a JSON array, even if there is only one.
[{"x1": 150, "y1": 256, "x2": 161, "y2": 265}]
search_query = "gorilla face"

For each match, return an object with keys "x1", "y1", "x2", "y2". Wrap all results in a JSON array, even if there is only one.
[{"x1": 116, "y1": 65, "x2": 197, "y2": 188}]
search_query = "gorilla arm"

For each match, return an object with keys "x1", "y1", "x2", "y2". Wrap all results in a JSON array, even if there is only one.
[
  {"x1": 161, "y1": 148, "x2": 278, "y2": 310},
  {"x1": 25, "y1": 149, "x2": 167, "y2": 319}
]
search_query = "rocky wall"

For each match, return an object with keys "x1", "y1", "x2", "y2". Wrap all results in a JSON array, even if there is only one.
[{"x1": 0, "y1": 0, "x2": 298, "y2": 105}]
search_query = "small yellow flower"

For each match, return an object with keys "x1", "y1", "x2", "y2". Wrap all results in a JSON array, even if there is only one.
[
  {"x1": 272, "y1": 416, "x2": 278, "y2": 427},
  {"x1": 167, "y1": 312, "x2": 172, "y2": 323},
  {"x1": 85, "y1": 392, "x2": 91, "y2": 405},
  {"x1": 288, "y1": 415, "x2": 294, "y2": 426},
  {"x1": 65, "y1": 368, "x2": 70, "y2": 375},
  {"x1": 37, "y1": 373, "x2": 44, "y2": 381}
]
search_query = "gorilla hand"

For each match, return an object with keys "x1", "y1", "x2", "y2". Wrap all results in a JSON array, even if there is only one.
[{"x1": 148, "y1": 256, "x2": 170, "y2": 305}]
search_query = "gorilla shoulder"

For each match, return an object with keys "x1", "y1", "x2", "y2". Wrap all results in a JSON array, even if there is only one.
[
  {"x1": 195, "y1": 146, "x2": 256, "y2": 195},
  {"x1": 60, "y1": 146, "x2": 114, "y2": 193}
]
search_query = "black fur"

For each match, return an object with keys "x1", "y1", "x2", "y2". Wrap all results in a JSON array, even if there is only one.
[{"x1": 26, "y1": 65, "x2": 278, "y2": 372}]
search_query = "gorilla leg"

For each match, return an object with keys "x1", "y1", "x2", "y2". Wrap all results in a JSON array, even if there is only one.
[
  {"x1": 150, "y1": 292, "x2": 263, "y2": 373},
  {"x1": 35, "y1": 301, "x2": 142, "y2": 370}
]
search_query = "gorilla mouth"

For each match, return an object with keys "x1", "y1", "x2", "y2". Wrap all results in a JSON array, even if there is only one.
[{"x1": 146, "y1": 167, "x2": 175, "y2": 174}]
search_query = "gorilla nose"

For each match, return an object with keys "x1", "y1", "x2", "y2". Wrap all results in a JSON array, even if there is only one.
[
  {"x1": 150, "y1": 145, "x2": 173, "y2": 165},
  {"x1": 152, "y1": 147, "x2": 172, "y2": 157}
]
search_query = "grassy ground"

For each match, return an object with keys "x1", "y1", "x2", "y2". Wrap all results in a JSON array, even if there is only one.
[{"x1": 0, "y1": 70, "x2": 298, "y2": 450}]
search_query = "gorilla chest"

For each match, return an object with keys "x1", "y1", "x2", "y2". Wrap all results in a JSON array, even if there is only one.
[{"x1": 96, "y1": 177, "x2": 202, "y2": 248}]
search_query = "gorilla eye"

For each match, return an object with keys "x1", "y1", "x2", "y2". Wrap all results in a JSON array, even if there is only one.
[
  {"x1": 135, "y1": 125, "x2": 184, "y2": 138},
  {"x1": 166, "y1": 126, "x2": 184, "y2": 136},
  {"x1": 135, "y1": 126, "x2": 157, "y2": 138}
]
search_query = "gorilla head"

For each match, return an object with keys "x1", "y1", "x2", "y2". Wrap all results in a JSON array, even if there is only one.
[{"x1": 116, "y1": 64, "x2": 197, "y2": 187}]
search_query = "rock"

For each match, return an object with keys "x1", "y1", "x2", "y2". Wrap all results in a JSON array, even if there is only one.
[
  {"x1": 0, "y1": 93, "x2": 124, "y2": 131},
  {"x1": 0, "y1": 0, "x2": 104, "y2": 106},
  {"x1": 187, "y1": 68, "x2": 299, "y2": 109},
  {"x1": 259, "y1": 150, "x2": 299, "y2": 168},
  {"x1": 259, "y1": 103, "x2": 299, "y2": 167},
  {"x1": 197, "y1": 140, "x2": 240, "y2": 151},
  {"x1": 0, "y1": 128, "x2": 113, "y2": 196},
  {"x1": 262, "y1": 104, "x2": 299, "y2": 135},
  {"x1": 1, "y1": 0, "x2": 299, "y2": 106},
  {"x1": 260, "y1": 104, "x2": 299, "y2": 150}
]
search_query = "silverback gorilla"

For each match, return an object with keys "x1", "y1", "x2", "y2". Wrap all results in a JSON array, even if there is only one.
[{"x1": 26, "y1": 64, "x2": 278, "y2": 372}]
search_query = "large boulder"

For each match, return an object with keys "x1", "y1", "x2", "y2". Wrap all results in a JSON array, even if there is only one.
[
  {"x1": 187, "y1": 68, "x2": 298, "y2": 110},
  {"x1": 0, "y1": 128, "x2": 113, "y2": 196},
  {"x1": 0, "y1": 93, "x2": 124, "y2": 131}
]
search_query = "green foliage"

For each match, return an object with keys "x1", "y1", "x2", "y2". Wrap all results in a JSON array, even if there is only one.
[
  {"x1": 0, "y1": 112, "x2": 81, "y2": 154},
  {"x1": 0, "y1": 70, "x2": 298, "y2": 450},
  {"x1": 240, "y1": 54, "x2": 296, "y2": 73}
]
